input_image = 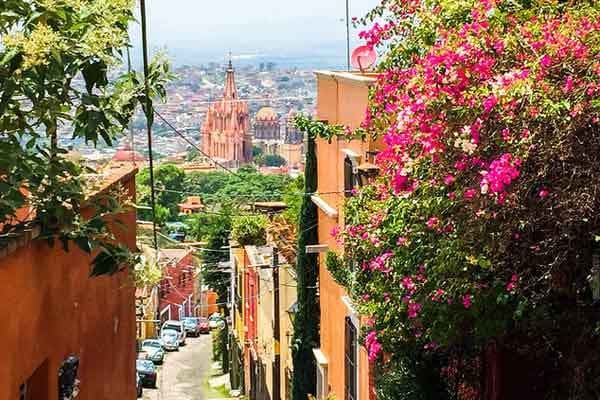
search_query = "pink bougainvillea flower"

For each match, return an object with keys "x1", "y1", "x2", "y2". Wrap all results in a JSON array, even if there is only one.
[
  {"x1": 462, "y1": 294, "x2": 473, "y2": 309},
  {"x1": 506, "y1": 274, "x2": 519, "y2": 292},
  {"x1": 396, "y1": 236, "x2": 409, "y2": 246},
  {"x1": 401, "y1": 276, "x2": 415, "y2": 291},
  {"x1": 431, "y1": 288, "x2": 446, "y2": 302},
  {"x1": 564, "y1": 76, "x2": 574, "y2": 93},
  {"x1": 330, "y1": 226, "x2": 340, "y2": 238},
  {"x1": 480, "y1": 153, "x2": 521, "y2": 196},
  {"x1": 482, "y1": 95, "x2": 498, "y2": 113},
  {"x1": 464, "y1": 188, "x2": 477, "y2": 199},
  {"x1": 455, "y1": 160, "x2": 468, "y2": 171},
  {"x1": 365, "y1": 331, "x2": 382, "y2": 361},
  {"x1": 539, "y1": 188, "x2": 549, "y2": 198},
  {"x1": 444, "y1": 174, "x2": 455, "y2": 185},
  {"x1": 408, "y1": 301, "x2": 422, "y2": 318},
  {"x1": 426, "y1": 216, "x2": 440, "y2": 229},
  {"x1": 424, "y1": 341, "x2": 438, "y2": 350},
  {"x1": 540, "y1": 54, "x2": 552, "y2": 68}
]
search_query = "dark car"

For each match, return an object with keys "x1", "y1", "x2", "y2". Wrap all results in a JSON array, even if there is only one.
[
  {"x1": 198, "y1": 317, "x2": 210, "y2": 334},
  {"x1": 136, "y1": 359, "x2": 157, "y2": 388},
  {"x1": 136, "y1": 373, "x2": 143, "y2": 397},
  {"x1": 182, "y1": 317, "x2": 200, "y2": 337}
]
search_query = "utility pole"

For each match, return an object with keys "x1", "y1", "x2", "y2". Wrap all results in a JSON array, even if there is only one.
[
  {"x1": 139, "y1": 0, "x2": 158, "y2": 250},
  {"x1": 272, "y1": 246, "x2": 281, "y2": 400}
]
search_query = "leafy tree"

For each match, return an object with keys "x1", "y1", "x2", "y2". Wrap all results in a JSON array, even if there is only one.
[
  {"x1": 231, "y1": 215, "x2": 268, "y2": 246},
  {"x1": 184, "y1": 168, "x2": 291, "y2": 204},
  {"x1": 257, "y1": 154, "x2": 287, "y2": 167},
  {"x1": 252, "y1": 145, "x2": 264, "y2": 158},
  {"x1": 0, "y1": 0, "x2": 170, "y2": 275},
  {"x1": 292, "y1": 134, "x2": 319, "y2": 400},
  {"x1": 137, "y1": 163, "x2": 185, "y2": 221},
  {"x1": 186, "y1": 147, "x2": 200, "y2": 161},
  {"x1": 283, "y1": 175, "x2": 304, "y2": 226}
]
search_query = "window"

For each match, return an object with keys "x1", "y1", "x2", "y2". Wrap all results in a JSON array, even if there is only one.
[
  {"x1": 344, "y1": 156, "x2": 354, "y2": 198},
  {"x1": 345, "y1": 317, "x2": 358, "y2": 400}
]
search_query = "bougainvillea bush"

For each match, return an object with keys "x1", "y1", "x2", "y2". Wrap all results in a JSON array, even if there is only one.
[{"x1": 327, "y1": 0, "x2": 600, "y2": 398}]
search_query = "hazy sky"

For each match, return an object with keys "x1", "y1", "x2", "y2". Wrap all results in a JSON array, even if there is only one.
[{"x1": 134, "y1": 0, "x2": 380, "y2": 66}]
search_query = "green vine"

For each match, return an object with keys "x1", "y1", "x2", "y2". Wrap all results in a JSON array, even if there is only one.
[{"x1": 293, "y1": 114, "x2": 367, "y2": 143}]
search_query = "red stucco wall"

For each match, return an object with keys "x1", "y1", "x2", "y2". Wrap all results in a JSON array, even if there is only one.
[
  {"x1": 158, "y1": 251, "x2": 196, "y2": 321},
  {"x1": 0, "y1": 170, "x2": 137, "y2": 400}
]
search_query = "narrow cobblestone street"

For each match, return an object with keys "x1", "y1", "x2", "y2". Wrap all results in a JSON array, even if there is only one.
[{"x1": 143, "y1": 335, "x2": 213, "y2": 400}]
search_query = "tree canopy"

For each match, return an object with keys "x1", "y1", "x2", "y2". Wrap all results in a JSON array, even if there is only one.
[{"x1": 0, "y1": 0, "x2": 170, "y2": 275}]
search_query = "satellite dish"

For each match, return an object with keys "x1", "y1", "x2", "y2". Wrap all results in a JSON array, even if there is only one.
[{"x1": 351, "y1": 45, "x2": 377, "y2": 72}]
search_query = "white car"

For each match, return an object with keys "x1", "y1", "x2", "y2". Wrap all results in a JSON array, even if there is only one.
[
  {"x1": 160, "y1": 329, "x2": 180, "y2": 351},
  {"x1": 161, "y1": 320, "x2": 186, "y2": 346},
  {"x1": 140, "y1": 339, "x2": 165, "y2": 364},
  {"x1": 208, "y1": 314, "x2": 225, "y2": 330}
]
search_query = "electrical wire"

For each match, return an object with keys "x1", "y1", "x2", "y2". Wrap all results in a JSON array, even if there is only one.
[
  {"x1": 154, "y1": 110, "x2": 242, "y2": 177},
  {"x1": 154, "y1": 187, "x2": 350, "y2": 199},
  {"x1": 153, "y1": 95, "x2": 314, "y2": 107}
]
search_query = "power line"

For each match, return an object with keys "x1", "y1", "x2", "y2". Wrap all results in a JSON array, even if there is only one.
[
  {"x1": 154, "y1": 95, "x2": 314, "y2": 107},
  {"x1": 154, "y1": 187, "x2": 350, "y2": 199},
  {"x1": 154, "y1": 110, "x2": 242, "y2": 178}
]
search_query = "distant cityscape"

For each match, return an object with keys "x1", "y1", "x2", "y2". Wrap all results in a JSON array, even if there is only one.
[{"x1": 66, "y1": 61, "x2": 317, "y2": 165}]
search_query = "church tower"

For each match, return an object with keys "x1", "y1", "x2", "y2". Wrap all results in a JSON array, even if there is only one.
[{"x1": 201, "y1": 58, "x2": 252, "y2": 165}]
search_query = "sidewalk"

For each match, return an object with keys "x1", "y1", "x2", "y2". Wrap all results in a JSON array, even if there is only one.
[{"x1": 205, "y1": 361, "x2": 244, "y2": 400}]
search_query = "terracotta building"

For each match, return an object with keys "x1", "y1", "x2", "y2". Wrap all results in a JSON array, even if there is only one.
[
  {"x1": 0, "y1": 163, "x2": 138, "y2": 400},
  {"x1": 158, "y1": 248, "x2": 197, "y2": 323},
  {"x1": 201, "y1": 59, "x2": 253, "y2": 165},
  {"x1": 178, "y1": 196, "x2": 204, "y2": 215},
  {"x1": 311, "y1": 71, "x2": 381, "y2": 400}
]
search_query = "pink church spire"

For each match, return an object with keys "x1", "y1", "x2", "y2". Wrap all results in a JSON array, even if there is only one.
[{"x1": 224, "y1": 53, "x2": 237, "y2": 100}]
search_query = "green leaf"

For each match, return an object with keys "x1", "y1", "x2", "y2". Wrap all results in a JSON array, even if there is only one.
[
  {"x1": 0, "y1": 49, "x2": 19, "y2": 66},
  {"x1": 74, "y1": 236, "x2": 92, "y2": 253}
]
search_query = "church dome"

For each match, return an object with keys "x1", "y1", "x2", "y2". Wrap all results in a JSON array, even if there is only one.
[
  {"x1": 112, "y1": 144, "x2": 146, "y2": 162},
  {"x1": 256, "y1": 107, "x2": 278, "y2": 121}
]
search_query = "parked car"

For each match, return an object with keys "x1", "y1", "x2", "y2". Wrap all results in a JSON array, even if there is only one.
[
  {"x1": 136, "y1": 359, "x2": 157, "y2": 388},
  {"x1": 136, "y1": 373, "x2": 143, "y2": 398},
  {"x1": 198, "y1": 317, "x2": 210, "y2": 334},
  {"x1": 161, "y1": 320, "x2": 186, "y2": 345},
  {"x1": 208, "y1": 313, "x2": 225, "y2": 330},
  {"x1": 140, "y1": 339, "x2": 165, "y2": 364},
  {"x1": 182, "y1": 317, "x2": 200, "y2": 337},
  {"x1": 160, "y1": 329, "x2": 180, "y2": 351}
]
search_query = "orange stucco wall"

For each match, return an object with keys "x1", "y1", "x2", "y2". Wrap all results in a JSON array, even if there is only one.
[
  {"x1": 0, "y1": 170, "x2": 137, "y2": 400},
  {"x1": 315, "y1": 71, "x2": 379, "y2": 400}
]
